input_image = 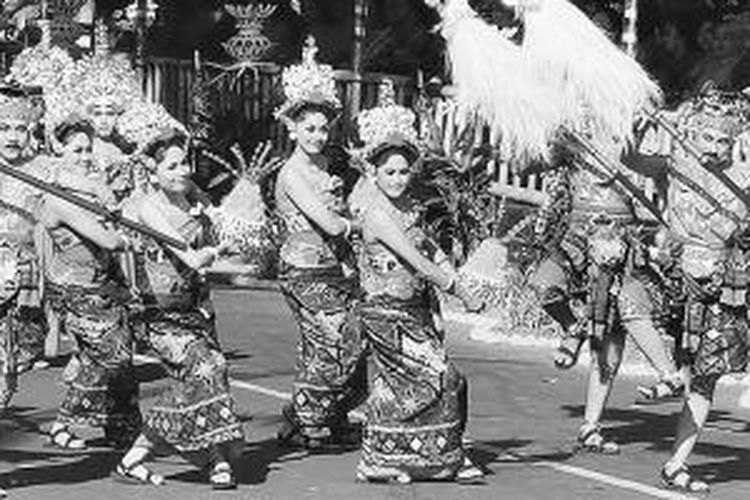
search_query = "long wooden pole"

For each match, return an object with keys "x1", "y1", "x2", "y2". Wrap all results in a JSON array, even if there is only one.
[{"x1": 0, "y1": 160, "x2": 189, "y2": 250}]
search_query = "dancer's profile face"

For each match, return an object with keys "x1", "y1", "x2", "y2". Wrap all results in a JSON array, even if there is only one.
[
  {"x1": 292, "y1": 110, "x2": 330, "y2": 155},
  {"x1": 695, "y1": 126, "x2": 732, "y2": 164},
  {"x1": 61, "y1": 131, "x2": 93, "y2": 172},
  {"x1": 0, "y1": 118, "x2": 30, "y2": 162},
  {"x1": 88, "y1": 100, "x2": 119, "y2": 139},
  {"x1": 155, "y1": 145, "x2": 190, "y2": 193},
  {"x1": 375, "y1": 150, "x2": 412, "y2": 200}
]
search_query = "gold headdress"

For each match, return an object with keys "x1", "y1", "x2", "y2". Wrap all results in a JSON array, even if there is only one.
[
  {"x1": 356, "y1": 79, "x2": 420, "y2": 164},
  {"x1": 0, "y1": 85, "x2": 44, "y2": 123},
  {"x1": 678, "y1": 83, "x2": 749, "y2": 139},
  {"x1": 116, "y1": 99, "x2": 188, "y2": 153},
  {"x1": 6, "y1": 21, "x2": 75, "y2": 92},
  {"x1": 274, "y1": 36, "x2": 341, "y2": 123},
  {"x1": 51, "y1": 20, "x2": 141, "y2": 123}
]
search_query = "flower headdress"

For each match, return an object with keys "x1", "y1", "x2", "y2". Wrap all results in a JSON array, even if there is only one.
[
  {"x1": 274, "y1": 35, "x2": 341, "y2": 124},
  {"x1": 0, "y1": 84, "x2": 44, "y2": 123},
  {"x1": 49, "y1": 20, "x2": 141, "y2": 127},
  {"x1": 6, "y1": 21, "x2": 74, "y2": 92},
  {"x1": 678, "y1": 82, "x2": 750, "y2": 139},
  {"x1": 356, "y1": 79, "x2": 420, "y2": 165},
  {"x1": 116, "y1": 99, "x2": 188, "y2": 154}
]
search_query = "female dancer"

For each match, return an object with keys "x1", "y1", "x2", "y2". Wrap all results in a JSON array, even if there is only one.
[
  {"x1": 42, "y1": 116, "x2": 140, "y2": 451},
  {"x1": 274, "y1": 37, "x2": 366, "y2": 448},
  {"x1": 112, "y1": 128, "x2": 244, "y2": 489},
  {"x1": 351, "y1": 82, "x2": 483, "y2": 483}
]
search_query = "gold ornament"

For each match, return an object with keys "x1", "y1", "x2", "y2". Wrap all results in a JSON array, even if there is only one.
[
  {"x1": 275, "y1": 36, "x2": 341, "y2": 122},
  {"x1": 222, "y1": 3, "x2": 277, "y2": 62},
  {"x1": 356, "y1": 79, "x2": 420, "y2": 163}
]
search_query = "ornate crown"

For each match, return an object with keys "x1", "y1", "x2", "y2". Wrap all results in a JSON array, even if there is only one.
[
  {"x1": 275, "y1": 36, "x2": 341, "y2": 121},
  {"x1": 356, "y1": 79, "x2": 420, "y2": 163},
  {"x1": 223, "y1": 3, "x2": 277, "y2": 62},
  {"x1": 48, "y1": 20, "x2": 141, "y2": 122},
  {"x1": 116, "y1": 99, "x2": 188, "y2": 152},
  {"x1": 6, "y1": 21, "x2": 75, "y2": 92},
  {"x1": 0, "y1": 85, "x2": 44, "y2": 123},
  {"x1": 679, "y1": 82, "x2": 750, "y2": 138}
]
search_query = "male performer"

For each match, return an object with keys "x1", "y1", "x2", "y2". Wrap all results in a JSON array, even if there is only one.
[{"x1": 0, "y1": 84, "x2": 47, "y2": 409}]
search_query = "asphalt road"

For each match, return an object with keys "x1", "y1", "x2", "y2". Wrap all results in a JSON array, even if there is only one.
[{"x1": 2, "y1": 287, "x2": 750, "y2": 500}]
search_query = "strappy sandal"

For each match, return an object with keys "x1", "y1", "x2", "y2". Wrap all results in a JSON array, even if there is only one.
[
  {"x1": 209, "y1": 462, "x2": 237, "y2": 490},
  {"x1": 660, "y1": 464, "x2": 709, "y2": 494},
  {"x1": 455, "y1": 457, "x2": 485, "y2": 484},
  {"x1": 355, "y1": 463, "x2": 411, "y2": 484},
  {"x1": 637, "y1": 378, "x2": 685, "y2": 404},
  {"x1": 554, "y1": 335, "x2": 585, "y2": 370},
  {"x1": 110, "y1": 462, "x2": 165, "y2": 486},
  {"x1": 574, "y1": 424, "x2": 620, "y2": 455},
  {"x1": 45, "y1": 427, "x2": 87, "y2": 451}
]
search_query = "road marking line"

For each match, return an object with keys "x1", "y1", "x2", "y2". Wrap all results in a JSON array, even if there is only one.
[
  {"x1": 230, "y1": 379, "x2": 688, "y2": 498},
  {"x1": 535, "y1": 462, "x2": 690, "y2": 500},
  {"x1": 229, "y1": 379, "x2": 366, "y2": 421},
  {"x1": 140, "y1": 356, "x2": 690, "y2": 498},
  {"x1": 230, "y1": 379, "x2": 291, "y2": 400}
]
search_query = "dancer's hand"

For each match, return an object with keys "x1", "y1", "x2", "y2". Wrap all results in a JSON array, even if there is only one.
[
  {"x1": 243, "y1": 141, "x2": 285, "y2": 183},
  {"x1": 454, "y1": 274, "x2": 485, "y2": 313}
]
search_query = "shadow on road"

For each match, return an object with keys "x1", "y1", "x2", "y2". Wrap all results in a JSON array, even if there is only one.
[
  {"x1": 0, "y1": 449, "x2": 120, "y2": 490},
  {"x1": 560, "y1": 404, "x2": 750, "y2": 486}
]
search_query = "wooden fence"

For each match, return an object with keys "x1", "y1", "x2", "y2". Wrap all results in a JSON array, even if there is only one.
[
  {"x1": 142, "y1": 57, "x2": 417, "y2": 148},
  {"x1": 141, "y1": 57, "x2": 551, "y2": 210}
]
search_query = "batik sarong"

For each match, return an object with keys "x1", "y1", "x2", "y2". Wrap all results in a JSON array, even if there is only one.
[
  {"x1": 279, "y1": 265, "x2": 367, "y2": 438},
  {"x1": 140, "y1": 308, "x2": 244, "y2": 452},
  {"x1": 359, "y1": 295, "x2": 466, "y2": 479},
  {"x1": 52, "y1": 283, "x2": 141, "y2": 442},
  {"x1": 681, "y1": 275, "x2": 749, "y2": 380},
  {"x1": 1, "y1": 250, "x2": 46, "y2": 404}
]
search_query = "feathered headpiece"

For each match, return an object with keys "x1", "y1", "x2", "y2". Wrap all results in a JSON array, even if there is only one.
[
  {"x1": 116, "y1": 99, "x2": 188, "y2": 153},
  {"x1": 424, "y1": 0, "x2": 663, "y2": 167},
  {"x1": 517, "y1": 0, "x2": 663, "y2": 147},
  {"x1": 433, "y1": 0, "x2": 562, "y2": 166},
  {"x1": 274, "y1": 35, "x2": 341, "y2": 123},
  {"x1": 356, "y1": 79, "x2": 420, "y2": 164}
]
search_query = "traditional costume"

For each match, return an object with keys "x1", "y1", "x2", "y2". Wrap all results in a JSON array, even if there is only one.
[
  {"x1": 274, "y1": 38, "x2": 367, "y2": 447},
  {"x1": 423, "y1": 0, "x2": 668, "y2": 451},
  {"x1": 351, "y1": 83, "x2": 475, "y2": 482},
  {"x1": 645, "y1": 88, "x2": 750, "y2": 401},
  {"x1": 130, "y1": 126, "x2": 244, "y2": 458},
  {"x1": 46, "y1": 20, "x2": 146, "y2": 201},
  {"x1": 0, "y1": 86, "x2": 49, "y2": 408}
]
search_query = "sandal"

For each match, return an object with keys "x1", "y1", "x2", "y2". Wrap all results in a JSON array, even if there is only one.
[
  {"x1": 455, "y1": 457, "x2": 485, "y2": 484},
  {"x1": 45, "y1": 427, "x2": 87, "y2": 451},
  {"x1": 111, "y1": 462, "x2": 165, "y2": 486},
  {"x1": 554, "y1": 335, "x2": 585, "y2": 370},
  {"x1": 660, "y1": 464, "x2": 709, "y2": 494},
  {"x1": 637, "y1": 378, "x2": 685, "y2": 404},
  {"x1": 209, "y1": 462, "x2": 237, "y2": 490},
  {"x1": 574, "y1": 424, "x2": 620, "y2": 455}
]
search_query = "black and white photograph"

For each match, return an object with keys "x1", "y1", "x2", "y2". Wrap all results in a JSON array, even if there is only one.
[{"x1": 2, "y1": 1, "x2": 750, "y2": 498}]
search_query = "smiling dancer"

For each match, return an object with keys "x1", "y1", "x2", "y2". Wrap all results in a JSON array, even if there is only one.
[
  {"x1": 273, "y1": 37, "x2": 367, "y2": 449},
  {"x1": 350, "y1": 80, "x2": 485, "y2": 484}
]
